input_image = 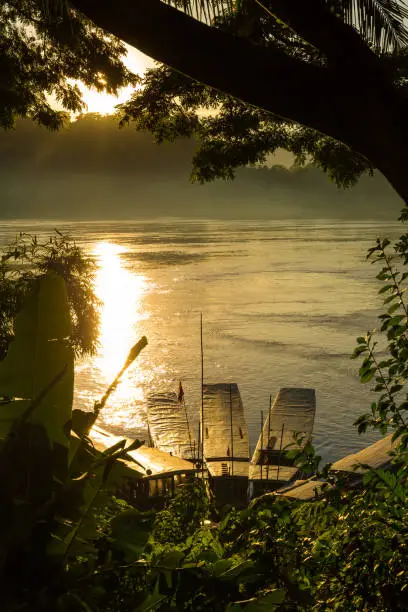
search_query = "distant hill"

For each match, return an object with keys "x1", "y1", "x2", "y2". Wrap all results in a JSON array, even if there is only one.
[{"x1": 0, "y1": 115, "x2": 402, "y2": 219}]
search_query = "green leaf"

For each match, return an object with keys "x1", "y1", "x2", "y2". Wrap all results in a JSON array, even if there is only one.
[
  {"x1": 351, "y1": 345, "x2": 368, "y2": 359},
  {"x1": 388, "y1": 303, "x2": 401, "y2": 315},
  {"x1": 379, "y1": 285, "x2": 394, "y2": 294},
  {"x1": 389, "y1": 314, "x2": 405, "y2": 325},
  {"x1": 220, "y1": 560, "x2": 255, "y2": 580},
  {"x1": 212, "y1": 559, "x2": 234, "y2": 577},
  {"x1": 239, "y1": 590, "x2": 286, "y2": 610},
  {"x1": 102, "y1": 439, "x2": 126, "y2": 456},
  {"x1": 390, "y1": 385, "x2": 403, "y2": 394},
  {"x1": 122, "y1": 438, "x2": 144, "y2": 454},
  {"x1": 158, "y1": 550, "x2": 185, "y2": 569},
  {"x1": 136, "y1": 580, "x2": 167, "y2": 612},
  {"x1": 360, "y1": 368, "x2": 376, "y2": 383}
]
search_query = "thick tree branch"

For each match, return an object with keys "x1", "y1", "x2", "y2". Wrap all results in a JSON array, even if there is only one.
[
  {"x1": 71, "y1": 0, "x2": 370, "y2": 149},
  {"x1": 268, "y1": 0, "x2": 389, "y2": 84},
  {"x1": 70, "y1": 0, "x2": 408, "y2": 204}
]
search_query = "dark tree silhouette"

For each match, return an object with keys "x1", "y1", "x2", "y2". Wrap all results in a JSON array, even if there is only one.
[{"x1": 3, "y1": 0, "x2": 408, "y2": 207}]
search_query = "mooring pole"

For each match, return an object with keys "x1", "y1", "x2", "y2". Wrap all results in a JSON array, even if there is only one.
[
  {"x1": 229, "y1": 384, "x2": 234, "y2": 477},
  {"x1": 200, "y1": 313, "x2": 205, "y2": 480},
  {"x1": 181, "y1": 392, "x2": 194, "y2": 461},
  {"x1": 266, "y1": 394, "x2": 272, "y2": 480},
  {"x1": 276, "y1": 423, "x2": 285, "y2": 482},
  {"x1": 260, "y1": 409, "x2": 264, "y2": 481}
]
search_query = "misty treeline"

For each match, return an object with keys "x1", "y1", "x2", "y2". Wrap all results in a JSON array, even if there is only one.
[
  {"x1": 0, "y1": 116, "x2": 401, "y2": 220},
  {"x1": 1, "y1": 227, "x2": 408, "y2": 610}
]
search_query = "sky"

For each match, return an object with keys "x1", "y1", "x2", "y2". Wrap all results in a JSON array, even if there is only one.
[{"x1": 79, "y1": 45, "x2": 154, "y2": 115}]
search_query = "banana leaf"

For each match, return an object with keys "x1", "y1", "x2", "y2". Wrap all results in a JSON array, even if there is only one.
[{"x1": 0, "y1": 273, "x2": 74, "y2": 484}]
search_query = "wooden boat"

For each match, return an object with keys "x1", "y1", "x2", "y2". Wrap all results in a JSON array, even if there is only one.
[
  {"x1": 90, "y1": 425, "x2": 197, "y2": 509},
  {"x1": 146, "y1": 391, "x2": 195, "y2": 461},
  {"x1": 201, "y1": 382, "x2": 250, "y2": 507},
  {"x1": 274, "y1": 478, "x2": 333, "y2": 501},
  {"x1": 249, "y1": 387, "x2": 316, "y2": 497},
  {"x1": 329, "y1": 433, "x2": 398, "y2": 486}
]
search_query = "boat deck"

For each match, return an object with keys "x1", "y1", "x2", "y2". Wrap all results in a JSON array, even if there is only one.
[{"x1": 90, "y1": 424, "x2": 196, "y2": 478}]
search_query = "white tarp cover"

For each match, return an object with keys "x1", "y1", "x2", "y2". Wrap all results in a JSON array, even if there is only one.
[
  {"x1": 147, "y1": 392, "x2": 195, "y2": 460},
  {"x1": 252, "y1": 387, "x2": 316, "y2": 463},
  {"x1": 330, "y1": 434, "x2": 397, "y2": 475},
  {"x1": 202, "y1": 383, "x2": 250, "y2": 478}
]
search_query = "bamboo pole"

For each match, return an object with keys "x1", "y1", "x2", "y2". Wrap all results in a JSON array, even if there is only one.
[
  {"x1": 181, "y1": 392, "x2": 194, "y2": 460},
  {"x1": 229, "y1": 383, "x2": 234, "y2": 477},
  {"x1": 147, "y1": 422, "x2": 154, "y2": 448},
  {"x1": 200, "y1": 313, "x2": 205, "y2": 480},
  {"x1": 276, "y1": 423, "x2": 285, "y2": 481},
  {"x1": 260, "y1": 409, "x2": 264, "y2": 481},
  {"x1": 266, "y1": 394, "x2": 272, "y2": 480}
]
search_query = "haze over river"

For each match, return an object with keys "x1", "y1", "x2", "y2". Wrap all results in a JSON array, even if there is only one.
[{"x1": 0, "y1": 218, "x2": 403, "y2": 463}]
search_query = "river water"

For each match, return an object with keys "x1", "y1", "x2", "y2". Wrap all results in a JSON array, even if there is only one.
[{"x1": 0, "y1": 218, "x2": 403, "y2": 463}]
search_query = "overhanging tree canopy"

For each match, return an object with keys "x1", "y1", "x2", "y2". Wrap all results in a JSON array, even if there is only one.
[
  {"x1": 3, "y1": 0, "x2": 408, "y2": 207},
  {"x1": 68, "y1": 0, "x2": 408, "y2": 208}
]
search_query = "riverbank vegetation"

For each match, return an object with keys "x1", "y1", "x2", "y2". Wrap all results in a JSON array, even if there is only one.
[
  {"x1": 0, "y1": 231, "x2": 100, "y2": 360},
  {"x1": 0, "y1": 229, "x2": 408, "y2": 610}
]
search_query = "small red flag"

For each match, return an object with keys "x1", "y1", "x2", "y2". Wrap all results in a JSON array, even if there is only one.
[{"x1": 178, "y1": 380, "x2": 184, "y2": 404}]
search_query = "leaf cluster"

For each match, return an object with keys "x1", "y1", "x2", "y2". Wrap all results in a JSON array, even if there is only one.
[
  {"x1": 1, "y1": 0, "x2": 137, "y2": 129},
  {"x1": 118, "y1": 1, "x2": 408, "y2": 189},
  {"x1": 118, "y1": 64, "x2": 374, "y2": 188},
  {"x1": 351, "y1": 234, "x2": 408, "y2": 442},
  {"x1": 151, "y1": 478, "x2": 210, "y2": 546},
  {"x1": 0, "y1": 231, "x2": 100, "y2": 360}
]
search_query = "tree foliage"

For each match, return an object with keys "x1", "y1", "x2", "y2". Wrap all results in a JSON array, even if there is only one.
[
  {"x1": 351, "y1": 231, "x2": 408, "y2": 450},
  {"x1": 118, "y1": 64, "x2": 375, "y2": 188},
  {"x1": 0, "y1": 0, "x2": 137, "y2": 129},
  {"x1": 3, "y1": 0, "x2": 408, "y2": 202},
  {"x1": 116, "y1": 0, "x2": 408, "y2": 190},
  {"x1": 164, "y1": 0, "x2": 408, "y2": 53}
]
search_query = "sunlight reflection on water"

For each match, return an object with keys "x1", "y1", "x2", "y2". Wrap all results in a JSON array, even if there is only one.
[{"x1": 75, "y1": 241, "x2": 152, "y2": 431}]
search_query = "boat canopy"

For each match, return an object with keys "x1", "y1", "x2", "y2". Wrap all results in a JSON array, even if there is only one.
[
  {"x1": 147, "y1": 392, "x2": 195, "y2": 460},
  {"x1": 90, "y1": 425, "x2": 196, "y2": 478},
  {"x1": 252, "y1": 387, "x2": 316, "y2": 464},
  {"x1": 330, "y1": 434, "x2": 397, "y2": 476},
  {"x1": 202, "y1": 383, "x2": 250, "y2": 463}
]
